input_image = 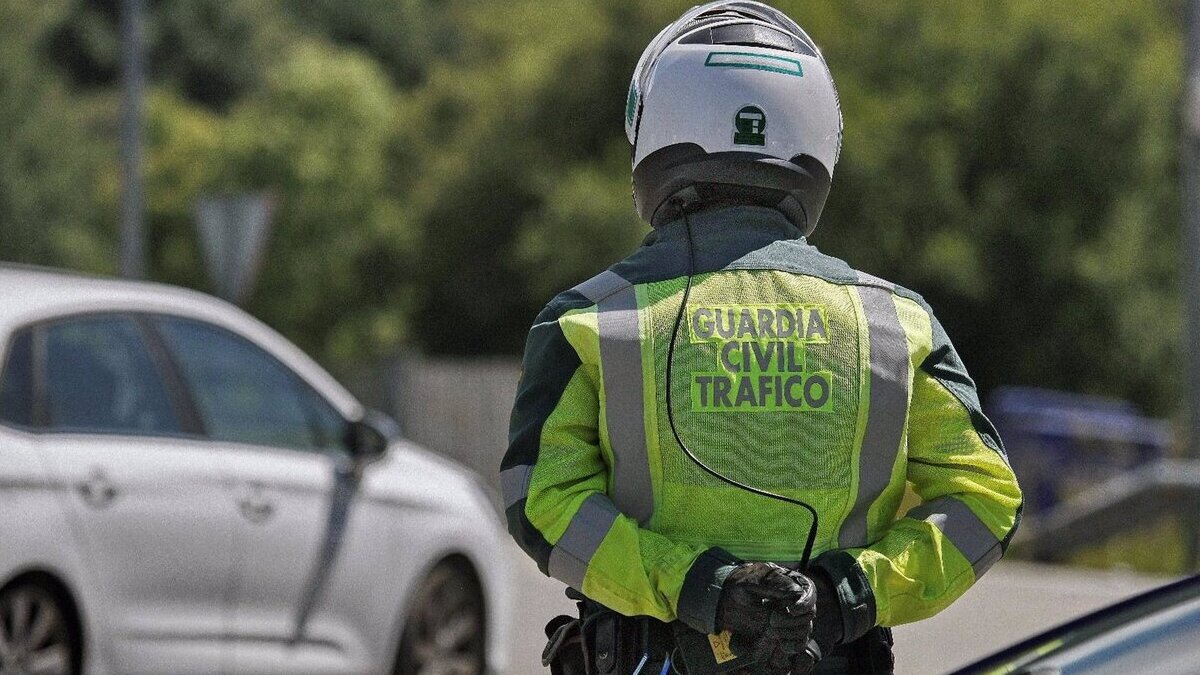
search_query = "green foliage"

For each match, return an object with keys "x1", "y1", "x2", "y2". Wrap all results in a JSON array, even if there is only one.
[
  {"x1": 0, "y1": 0, "x2": 110, "y2": 270},
  {"x1": 390, "y1": 0, "x2": 661, "y2": 354},
  {"x1": 281, "y1": 0, "x2": 455, "y2": 88},
  {"x1": 0, "y1": 0, "x2": 1187, "y2": 414},
  {"x1": 1067, "y1": 513, "x2": 1191, "y2": 575},
  {"x1": 143, "y1": 43, "x2": 411, "y2": 364},
  {"x1": 790, "y1": 0, "x2": 1184, "y2": 413},
  {"x1": 806, "y1": 0, "x2": 1180, "y2": 413},
  {"x1": 46, "y1": 0, "x2": 293, "y2": 107}
]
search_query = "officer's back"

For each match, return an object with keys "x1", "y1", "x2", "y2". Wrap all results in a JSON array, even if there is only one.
[
  {"x1": 586, "y1": 203, "x2": 916, "y2": 566},
  {"x1": 502, "y1": 3, "x2": 1021, "y2": 674}
]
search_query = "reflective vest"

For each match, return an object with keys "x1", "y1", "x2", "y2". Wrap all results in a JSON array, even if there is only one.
[{"x1": 502, "y1": 206, "x2": 1022, "y2": 639}]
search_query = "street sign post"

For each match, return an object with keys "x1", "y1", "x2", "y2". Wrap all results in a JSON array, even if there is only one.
[
  {"x1": 1182, "y1": 0, "x2": 1200, "y2": 566},
  {"x1": 194, "y1": 194, "x2": 276, "y2": 305},
  {"x1": 1186, "y1": 3, "x2": 1200, "y2": 461},
  {"x1": 118, "y1": 0, "x2": 146, "y2": 279}
]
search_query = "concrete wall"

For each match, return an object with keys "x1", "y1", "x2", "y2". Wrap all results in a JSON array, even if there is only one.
[{"x1": 351, "y1": 353, "x2": 521, "y2": 484}]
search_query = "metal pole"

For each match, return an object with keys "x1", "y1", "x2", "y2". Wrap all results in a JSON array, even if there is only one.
[
  {"x1": 1183, "y1": 0, "x2": 1200, "y2": 569},
  {"x1": 118, "y1": 0, "x2": 146, "y2": 279}
]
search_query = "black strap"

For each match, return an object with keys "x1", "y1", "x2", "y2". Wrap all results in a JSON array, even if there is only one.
[
  {"x1": 543, "y1": 616, "x2": 579, "y2": 667},
  {"x1": 543, "y1": 614, "x2": 589, "y2": 675},
  {"x1": 843, "y1": 626, "x2": 895, "y2": 675},
  {"x1": 593, "y1": 613, "x2": 618, "y2": 674}
]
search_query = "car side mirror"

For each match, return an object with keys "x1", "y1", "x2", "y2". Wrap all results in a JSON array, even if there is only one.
[{"x1": 348, "y1": 410, "x2": 400, "y2": 460}]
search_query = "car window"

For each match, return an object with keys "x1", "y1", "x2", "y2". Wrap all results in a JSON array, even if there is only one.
[
  {"x1": 43, "y1": 317, "x2": 181, "y2": 434},
  {"x1": 156, "y1": 317, "x2": 333, "y2": 452},
  {"x1": 298, "y1": 383, "x2": 352, "y2": 454},
  {"x1": 0, "y1": 330, "x2": 34, "y2": 427}
]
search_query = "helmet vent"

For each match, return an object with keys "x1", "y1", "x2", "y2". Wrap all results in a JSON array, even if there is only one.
[{"x1": 681, "y1": 23, "x2": 816, "y2": 57}]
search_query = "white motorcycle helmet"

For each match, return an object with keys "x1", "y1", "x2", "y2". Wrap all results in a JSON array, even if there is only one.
[{"x1": 626, "y1": 1, "x2": 842, "y2": 236}]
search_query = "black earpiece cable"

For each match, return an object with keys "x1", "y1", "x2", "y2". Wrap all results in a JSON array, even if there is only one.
[{"x1": 663, "y1": 203, "x2": 820, "y2": 570}]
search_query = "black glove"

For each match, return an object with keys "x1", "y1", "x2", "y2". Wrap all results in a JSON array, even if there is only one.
[
  {"x1": 788, "y1": 570, "x2": 843, "y2": 675},
  {"x1": 716, "y1": 562, "x2": 816, "y2": 674}
]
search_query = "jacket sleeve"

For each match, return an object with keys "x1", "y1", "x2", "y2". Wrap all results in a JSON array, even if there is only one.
[
  {"x1": 500, "y1": 300, "x2": 738, "y2": 633},
  {"x1": 813, "y1": 313, "x2": 1023, "y2": 640}
]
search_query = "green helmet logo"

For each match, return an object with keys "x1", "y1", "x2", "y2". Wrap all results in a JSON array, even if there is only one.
[{"x1": 733, "y1": 106, "x2": 767, "y2": 146}]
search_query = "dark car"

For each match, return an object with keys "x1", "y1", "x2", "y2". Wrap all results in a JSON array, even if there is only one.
[{"x1": 952, "y1": 575, "x2": 1200, "y2": 675}]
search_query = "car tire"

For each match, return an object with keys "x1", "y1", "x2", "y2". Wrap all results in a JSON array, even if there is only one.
[
  {"x1": 394, "y1": 559, "x2": 487, "y2": 675},
  {"x1": 0, "y1": 581, "x2": 79, "y2": 675}
]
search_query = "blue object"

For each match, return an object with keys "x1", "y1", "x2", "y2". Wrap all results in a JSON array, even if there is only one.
[
  {"x1": 988, "y1": 387, "x2": 1171, "y2": 515},
  {"x1": 659, "y1": 656, "x2": 672, "y2": 675}
]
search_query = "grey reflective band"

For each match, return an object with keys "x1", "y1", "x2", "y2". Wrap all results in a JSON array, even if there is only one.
[
  {"x1": 906, "y1": 496, "x2": 1003, "y2": 578},
  {"x1": 574, "y1": 270, "x2": 629, "y2": 304},
  {"x1": 500, "y1": 464, "x2": 534, "y2": 510},
  {"x1": 840, "y1": 274, "x2": 911, "y2": 548},
  {"x1": 573, "y1": 270, "x2": 655, "y2": 525},
  {"x1": 547, "y1": 493, "x2": 620, "y2": 590}
]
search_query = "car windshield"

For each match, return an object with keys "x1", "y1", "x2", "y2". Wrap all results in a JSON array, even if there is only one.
[
  {"x1": 956, "y1": 576, "x2": 1200, "y2": 675},
  {"x1": 1029, "y1": 597, "x2": 1200, "y2": 675}
]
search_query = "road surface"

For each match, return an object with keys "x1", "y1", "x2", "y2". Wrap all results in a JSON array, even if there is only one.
[{"x1": 499, "y1": 543, "x2": 1165, "y2": 674}]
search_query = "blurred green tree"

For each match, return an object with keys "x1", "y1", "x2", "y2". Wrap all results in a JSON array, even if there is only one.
[
  {"x1": 0, "y1": 0, "x2": 109, "y2": 269},
  {"x1": 0, "y1": 0, "x2": 1187, "y2": 415},
  {"x1": 390, "y1": 1, "x2": 662, "y2": 354},
  {"x1": 142, "y1": 43, "x2": 413, "y2": 364},
  {"x1": 392, "y1": 0, "x2": 1184, "y2": 415},
  {"x1": 45, "y1": 0, "x2": 293, "y2": 108},
  {"x1": 793, "y1": 0, "x2": 1183, "y2": 413},
  {"x1": 281, "y1": 0, "x2": 456, "y2": 88}
]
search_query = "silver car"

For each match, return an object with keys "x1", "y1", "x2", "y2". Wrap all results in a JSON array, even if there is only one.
[{"x1": 0, "y1": 264, "x2": 513, "y2": 675}]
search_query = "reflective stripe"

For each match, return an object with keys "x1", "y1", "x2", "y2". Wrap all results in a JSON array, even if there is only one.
[
  {"x1": 548, "y1": 494, "x2": 620, "y2": 589},
  {"x1": 500, "y1": 464, "x2": 533, "y2": 510},
  {"x1": 574, "y1": 270, "x2": 655, "y2": 525},
  {"x1": 907, "y1": 496, "x2": 1003, "y2": 578},
  {"x1": 840, "y1": 274, "x2": 911, "y2": 548},
  {"x1": 574, "y1": 270, "x2": 629, "y2": 304}
]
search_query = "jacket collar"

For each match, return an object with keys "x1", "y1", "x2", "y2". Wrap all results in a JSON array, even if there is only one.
[
  {"x1": 635, "y1": 206, "x2": 805, "y2": 276},
  {"x1": 645, "y1": 205, "x2": 803, "y2": 247}
]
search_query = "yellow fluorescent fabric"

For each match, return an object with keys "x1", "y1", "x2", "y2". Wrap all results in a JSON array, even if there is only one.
[
  {"x1": 525, "y1": 327, "x2": 707, "y2": 619},
  {"x1": 858, "y1": 363, "x2": 1023, "y2": 626},
  {"x1": 504, "y1": 207, "x2": 1021, "y2": 636}
]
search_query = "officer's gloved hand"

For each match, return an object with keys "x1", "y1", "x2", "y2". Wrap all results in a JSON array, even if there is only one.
[
  {"x1": 716, "y1": 562, "x2": 816, "y2": 675},
  {"x1": 788, "y1": 569, "x2": 843, "y2": 675}
]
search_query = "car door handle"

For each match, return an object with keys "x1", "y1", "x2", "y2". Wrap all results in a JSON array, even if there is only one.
[
  {"x1": 76, "y1": 471, "x2": 118, "y2": 508},
  {"x1": 238, "y1": 490, "x2": 275, "y2": 524}
]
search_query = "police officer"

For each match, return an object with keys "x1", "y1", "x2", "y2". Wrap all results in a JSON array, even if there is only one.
[{"x1": 502, "y1": 3, "x2": 1022, "y2": 674}]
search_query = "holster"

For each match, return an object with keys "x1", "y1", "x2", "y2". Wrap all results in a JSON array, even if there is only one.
[
  {"x1": 542, "y1": 614, "x2": 587, "y2": 675},
  {"x1": 543, "y1": 596, "x2": 770, "y2": 675},
  {"x1": 812, "y1": 626, "x2": 894, "y2": 675},
  {"x1": 844, "y1": 626, "x2": 894, "y2": 675},
  {"x1": 542, "y1": 591, "x2": 673, "y2": 675}
]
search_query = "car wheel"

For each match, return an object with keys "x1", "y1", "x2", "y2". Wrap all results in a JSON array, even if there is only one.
[
  {"x1": 0, "y1": 582, "x2": 76, "y2": 675},
  {"x1": 395, "y1": 559, "x2": 487, "y2": 675}
]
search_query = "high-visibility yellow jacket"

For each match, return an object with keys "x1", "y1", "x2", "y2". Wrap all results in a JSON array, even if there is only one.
[{"x1": 501, "y1": 206, "x2": 1022, "y2": 640}]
